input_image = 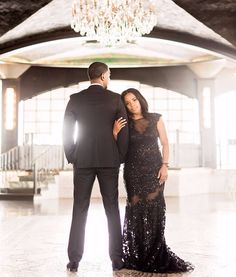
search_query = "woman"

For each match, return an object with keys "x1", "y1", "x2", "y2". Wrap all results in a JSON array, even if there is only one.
[{"x1": 113, "y1": 88, "x2": 193, "y2": 273}]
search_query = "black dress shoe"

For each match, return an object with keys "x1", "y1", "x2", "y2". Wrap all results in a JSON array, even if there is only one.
[
  {"x1": 112, "y1": 260, "x2": 124, "y2": 271},
  {"x1": 67, "y1": 261, "x2": 78, "y2": 272}
]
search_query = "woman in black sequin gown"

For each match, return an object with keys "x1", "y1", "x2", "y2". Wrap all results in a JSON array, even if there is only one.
[{"x1": 113, "y1": 88, "x2": 194, "y2": 273}]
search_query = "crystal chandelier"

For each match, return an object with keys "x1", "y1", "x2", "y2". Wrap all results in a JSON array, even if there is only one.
[{"x1": 71, "y1": 0, "x2": 158, "y2": 47}]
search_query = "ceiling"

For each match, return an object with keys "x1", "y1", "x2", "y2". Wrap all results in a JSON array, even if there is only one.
[
  {"x1": 0, "y1": 0, "x2": 236, "y2": 68},
  {"x1": 173, "y1": 0, "x2": 236, "y2": 47}
]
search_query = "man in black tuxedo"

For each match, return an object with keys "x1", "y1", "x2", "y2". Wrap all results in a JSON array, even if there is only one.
[{"x1": 63, "y1": 62, "x2": 129, "y2": 272}]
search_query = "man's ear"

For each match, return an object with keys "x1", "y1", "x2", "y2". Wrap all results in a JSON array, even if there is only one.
[{"x1": 101, "y1": 73, "x2": 105, "y2": 81}]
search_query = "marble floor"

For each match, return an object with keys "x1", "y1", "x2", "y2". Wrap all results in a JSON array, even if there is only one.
[{"x1": 0, "y1": 194, "x2": 236, "y2": 277}]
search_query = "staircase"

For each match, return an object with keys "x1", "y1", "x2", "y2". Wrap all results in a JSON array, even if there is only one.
[{"x1": 0, "y1": 145, "x2": 64, "y2": 200}]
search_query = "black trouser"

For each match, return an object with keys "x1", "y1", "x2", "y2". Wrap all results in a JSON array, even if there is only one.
[{"x1": 68, "y1": 167, "x2": 123, "y2": 264}]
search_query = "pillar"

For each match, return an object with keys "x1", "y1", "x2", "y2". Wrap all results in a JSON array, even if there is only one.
[
  {"x1": 197, "y1": 78, "x2": 217, "y2": 168},
  {"x1": 1, "y1": 79, "x2": 20, "y2": 153}
]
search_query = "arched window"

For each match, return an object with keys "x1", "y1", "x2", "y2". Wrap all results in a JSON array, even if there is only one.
[{"x1": 20, "y1": 80, "x2": 200, "y2": 167}]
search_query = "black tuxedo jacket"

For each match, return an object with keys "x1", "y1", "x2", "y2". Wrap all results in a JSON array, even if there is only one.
[{"x1": 63, "y1": 85, "x2": 129, "y2": 167}]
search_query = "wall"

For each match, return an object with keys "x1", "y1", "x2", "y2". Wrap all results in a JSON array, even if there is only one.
[{"x1": 56, "y1": 168, "x2": 236, "y2": 199}]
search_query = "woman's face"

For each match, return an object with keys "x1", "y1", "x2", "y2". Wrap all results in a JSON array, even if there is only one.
[{"x1": 124, "y1": 92, "x2": 142, "y2": 115}]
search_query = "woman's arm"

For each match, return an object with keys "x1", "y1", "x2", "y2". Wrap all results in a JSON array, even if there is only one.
[{"x1": 157, "y1": 117, "x2": 169, "y2": 184}]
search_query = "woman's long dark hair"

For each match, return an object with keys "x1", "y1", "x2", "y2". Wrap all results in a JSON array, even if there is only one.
[{"x1": 121, "y1": 88, "x2": 149, "y2": 119}]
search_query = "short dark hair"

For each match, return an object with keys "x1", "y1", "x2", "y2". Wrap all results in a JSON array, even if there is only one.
[
  {"x1": 87, "y1": 62, "x2": 109, "y2": 80},
  {"x1": 121, "y1": 88, "x2": 149, "y2": 118}
]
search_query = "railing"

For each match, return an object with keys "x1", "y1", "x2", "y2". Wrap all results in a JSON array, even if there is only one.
[
  {"x1": 0, "y1": 143, "x2": 202, "y2": 172},
  {"x1": 0, "y1": 145, "x2": 65, "y2": 195},
  {"x1": 0, "y1": 146, "x2": 20, "y2": 171},
  {"x1": 0, "y1": 141, "x2": 202, "y2": 196},
  {"x1": 0, "y1": 145, "x2": 64, "y2": 171}
]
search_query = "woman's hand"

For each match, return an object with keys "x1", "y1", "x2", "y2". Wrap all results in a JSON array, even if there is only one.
[
  {"x1": 113, "y1": 117, "x2": 127, "y2": 140},
  {"x1": 157, "y1": 164, "x2": 168, "y2": 185}
]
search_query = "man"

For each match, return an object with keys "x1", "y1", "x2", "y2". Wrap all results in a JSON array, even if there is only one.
[{"x1": 63, "y1": 62, "x2": 129, "y2": 272}]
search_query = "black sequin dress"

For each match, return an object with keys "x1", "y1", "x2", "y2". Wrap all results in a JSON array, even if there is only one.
[{"x1": 122, "y1": 113, "x2": 194, "y2": 273}]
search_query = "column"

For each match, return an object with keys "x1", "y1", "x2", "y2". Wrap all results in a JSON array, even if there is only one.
[
  {"x1": 188, "y1": 60, "x2": 225, "y2": 169},
  {"x1": 1, "y1": 79, "x2": 20, "y2": 153},
  {"x1": 197, "y1": 78, "x2": 217, "y2": 168}
]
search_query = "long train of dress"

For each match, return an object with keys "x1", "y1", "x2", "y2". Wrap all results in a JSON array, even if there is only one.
[{"x1": 122, "y1": 113, "x2": 194, "y2": 273}]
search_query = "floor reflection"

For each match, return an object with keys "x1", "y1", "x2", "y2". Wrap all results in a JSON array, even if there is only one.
[{"x1": 0, "y1": 194, "x2": 236, "y2": 277}]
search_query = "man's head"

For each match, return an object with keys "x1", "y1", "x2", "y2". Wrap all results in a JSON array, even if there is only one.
[{"x1": 87, "y1": 62, "x2": 110, "y2": 89}]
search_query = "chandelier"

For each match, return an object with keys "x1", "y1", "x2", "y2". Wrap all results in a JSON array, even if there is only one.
[{"x1": 71, "y1": 0, "x2": 158, "y2": 47}]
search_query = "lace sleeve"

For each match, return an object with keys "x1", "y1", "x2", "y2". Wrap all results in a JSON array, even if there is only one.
[{"x1": 153, "y1": 112, "x2": 162, "y2": 122}]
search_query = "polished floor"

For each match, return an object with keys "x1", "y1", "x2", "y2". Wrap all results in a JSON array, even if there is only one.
[{"x1": 0, "y1": 194, "x2": 236, "y2": 277}]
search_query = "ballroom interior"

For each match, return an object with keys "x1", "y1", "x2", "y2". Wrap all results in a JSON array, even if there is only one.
[{"x1": 0, "y1": 1, "x2": 236, "y2": 276}]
